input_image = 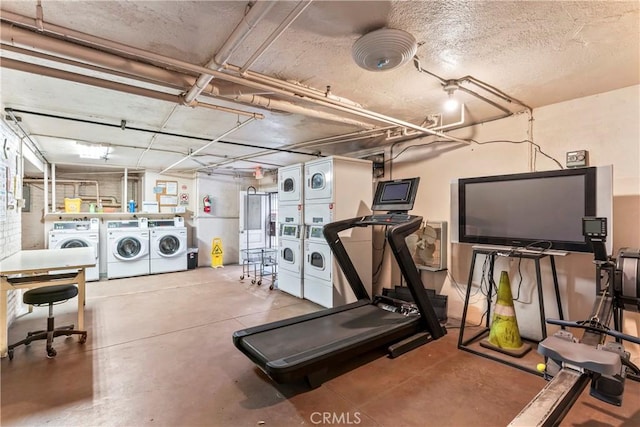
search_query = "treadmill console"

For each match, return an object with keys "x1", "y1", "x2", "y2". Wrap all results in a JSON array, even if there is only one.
[{"x1": 371, "y1": 177, "x2": 420, "y2": 213}]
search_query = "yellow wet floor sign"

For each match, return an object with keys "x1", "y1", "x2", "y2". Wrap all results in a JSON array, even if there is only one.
[{"x1": 211, "y1": 238, "x2": 224, "y2": 268}]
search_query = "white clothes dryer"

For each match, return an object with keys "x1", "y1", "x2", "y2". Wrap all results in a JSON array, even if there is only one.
[
  {"x1": 149, "y1": 217, "x2": 187, "y2": 274},
  {"x1": 48, "y1": 218, "x2": 100, "y2": 281},
  {"x1": 106, "y1": 218, "x2": 150, "y2": 279}
]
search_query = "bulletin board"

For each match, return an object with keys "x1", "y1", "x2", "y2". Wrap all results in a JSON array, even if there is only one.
[{"x1": 154, "y1": 180, "x2": 178, "y2": 208}]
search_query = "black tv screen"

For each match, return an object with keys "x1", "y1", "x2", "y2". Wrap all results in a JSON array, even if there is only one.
[
  {"x1": 372, "y1": 177, "x2": 420, "y2": 212},
  {"x1": 458, "y1": 167, "x2": 598, "y2": 252}
]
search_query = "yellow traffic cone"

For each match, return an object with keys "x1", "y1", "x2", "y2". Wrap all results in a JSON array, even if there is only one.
[{"x1": 480, "y1": 271, "x2": 531, "y2": 357}]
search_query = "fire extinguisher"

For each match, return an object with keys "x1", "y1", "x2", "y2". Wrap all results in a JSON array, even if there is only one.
[{"x1": 203, "y1": 195, "x2": 212, "y2": 214}]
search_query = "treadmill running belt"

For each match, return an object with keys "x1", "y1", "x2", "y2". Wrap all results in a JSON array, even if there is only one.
[{"x1": 242, "y1": 305, "x2": 416, "y2": 361}]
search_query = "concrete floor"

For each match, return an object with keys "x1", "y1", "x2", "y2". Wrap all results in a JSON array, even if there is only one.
[{"x1": 1, "y1": 265, "x2": 639, "y2": 426}]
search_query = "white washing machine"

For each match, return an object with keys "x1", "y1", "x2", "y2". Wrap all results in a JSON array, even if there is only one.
[
  {"x1": 106, "y1": 218, "x2": 150, "y2": 279},
  {"x1": 149, "y1": 217, "x2": 187, "y2": 274},
  {"x1": 278, "y1": 224, "x2": 304, "y2": 297},
  {"x1": 48, "y1": 218, "x2": 100, "y2": 281}
]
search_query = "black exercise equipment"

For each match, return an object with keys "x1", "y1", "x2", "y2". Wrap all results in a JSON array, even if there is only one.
[
  {"x1": 8, "y1": 284, "x2": 87, "y2": 360},
  {"x1": 510, "y1": 217, "x2": 639, "y2": 426},
  {"x1": 233, "y1": 177, "x2": 446, "y2": 387}
]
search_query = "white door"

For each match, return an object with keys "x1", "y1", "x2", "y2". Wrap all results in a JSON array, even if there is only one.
[
  {"x1": 278, "y1": 163, "x2": 303, "y2": 204},
  {"x1": 239, "y1": 190, "x2": 269, "y2": 263},
  {"x1": 304, "y1": 159, "x2": 333, "y2": 203}
]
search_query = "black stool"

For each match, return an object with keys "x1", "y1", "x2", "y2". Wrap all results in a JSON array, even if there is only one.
[{"x1": 8, "y1": 284, "x2": 87, "y2": 360}]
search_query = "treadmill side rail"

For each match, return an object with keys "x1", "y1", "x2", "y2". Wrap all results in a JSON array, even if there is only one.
[
  {"x1": 323, "y1": 217, "x2": 371, "y2": 301},
  {"x1": 386, "y1": 217, "x2": 447, "y2": 339}
]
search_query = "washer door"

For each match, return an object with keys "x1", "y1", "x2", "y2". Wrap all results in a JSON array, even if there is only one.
[
  {"x1": 157, "y1": 234, "x2": 183, "y2": 258},
  {"x1": 60, "y1": 238, "x2": 89, "y2": 249},
  {"x1": 114, "y1": 236, "x2": 146, "y2": 261}
]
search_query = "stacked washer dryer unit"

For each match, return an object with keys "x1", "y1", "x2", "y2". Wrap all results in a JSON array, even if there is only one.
[
  {"x1": 149, "y1": 217, "x2": 188, "y2": 274},
  {"x1": 48, "y1": 218, "x2": 100, "y2": 281},
  {"x1": 277, "y1": 163, "x2": 305, "y2": 297},
  {"x1": 303, "y1": 156, "x2": 373, "y2": 308},
  {"x1": 106, "y1": 218, "x2": 150, "y2": 279}
]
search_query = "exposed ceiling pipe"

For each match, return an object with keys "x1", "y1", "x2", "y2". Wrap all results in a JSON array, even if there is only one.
[
  {"x1": 222, "y1": 93, "x2": 375, "y2": 128},
  {"x1": 1, "y1": 24, "x2": 374, "y2": 128},
  {"x1": 159, "y1": 117, "x2": 256, "y2": 174},
  {"x1": 193, "y1": 127, "x2": 396, "y2": 172},
  {"x1": 2, "y1": 57, "x2": 182, "y2": 103},
  {"x1": 182, "y1": 0, "x2": 275, "y2": 105},
  {"x1": 239, "y1": 0, "x2": 313, "y2": 74},
  {"x1": 8, "y1": 107, "x2": 319, "y2": 159},
  {"x1": 136, "y1": 104, "x2": 179, "y2": 167},
  {"x1": 3, "y1": 13, "x2": 376, "y2": 125},
  {"x1": 1, "y1": 10, "x2": 467, "y2": 144},
  {"x1": 1, "y1": 56, "x2": 264, "y2": 121},
  {"x1": 4, "y1": 108, "x2": 48, "y2": 163}
]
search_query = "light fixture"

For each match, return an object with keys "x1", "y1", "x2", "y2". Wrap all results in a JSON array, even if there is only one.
[
  {"x1": 352, "y1": 28, "x2": 417, "y2": 72},
  {"x1": 76, "y1": 142, "x2": 110, "y2": 160},
  {"x1": 443, "y1": 80, "x2": 460, "y2": 112}
]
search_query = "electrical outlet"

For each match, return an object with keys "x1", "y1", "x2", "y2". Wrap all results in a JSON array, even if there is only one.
[{"x1": 566, "y1": 150, "x2": 588, "y2": 168}]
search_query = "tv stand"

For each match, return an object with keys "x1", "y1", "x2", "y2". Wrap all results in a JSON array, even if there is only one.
[{"x1": 457, "y1": 246, "x2": 565, "y2": 376}]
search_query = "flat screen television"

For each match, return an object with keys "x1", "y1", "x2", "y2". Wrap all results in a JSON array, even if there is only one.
[
  {"x1": 372, "y1": 177, "x2": 420, "y2": 212},
  {"x1": 454, "y1": 166, "x2": 613, "y2": 253}
]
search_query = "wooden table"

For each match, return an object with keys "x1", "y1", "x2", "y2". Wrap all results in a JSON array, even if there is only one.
[{"x1": 0, "y1": 247, "x2": 96, "y2": 357}]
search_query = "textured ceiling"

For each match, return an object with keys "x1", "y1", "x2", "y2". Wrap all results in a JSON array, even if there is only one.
[{"x1": 1, "y1": 1, "x2": 638, "y2": 176}]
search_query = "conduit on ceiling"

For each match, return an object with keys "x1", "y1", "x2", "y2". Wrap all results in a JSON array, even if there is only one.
[
  {"x1": 0, "y1": 22, "x2": 376, "y2": 129},
  {"x1": 0, "y1": 9, "x2": 471, "y2": 146}
]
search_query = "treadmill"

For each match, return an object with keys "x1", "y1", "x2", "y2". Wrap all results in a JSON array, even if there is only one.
[{"x1": 233, "y1": 177, "x2": 446, "y2": 387}]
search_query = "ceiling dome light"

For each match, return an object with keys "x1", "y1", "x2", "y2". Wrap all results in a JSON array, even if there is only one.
[{"x1": 352, "y1": 28, "x2": 417, "y2": 72}]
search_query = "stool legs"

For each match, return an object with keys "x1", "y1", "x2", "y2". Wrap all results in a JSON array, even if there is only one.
[{"x1": 7, "y1": 303, "x2": 87, "y2": 360}]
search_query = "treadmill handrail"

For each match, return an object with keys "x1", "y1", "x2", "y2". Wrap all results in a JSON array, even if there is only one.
[
  {"x1": 323, "y1": 217, "x2": 371, "y2": 301},
  {"x1": 386, "y1": 218, "x2": 446, "y2": 339},
  {"x1": 324, "y1": 214, "x2": 446, "y2": 340}
]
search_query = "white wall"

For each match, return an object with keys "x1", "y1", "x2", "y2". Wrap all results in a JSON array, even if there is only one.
[
  {"x1": 390, "y1": 85, "x2": 639, "y2": 361},
  {"x1": 1, "y1": 120, "x2": 25, "y2": 325},
  {"x1": 143, "y1": 171, "x2": 195, "y2": 214},
  {"x1": 194, "y1": 173, "x2": 257, "y2": 266}
]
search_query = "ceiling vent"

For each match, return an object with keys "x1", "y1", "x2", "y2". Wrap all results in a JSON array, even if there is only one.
[{"x1": 352, "y1": 28, "x2": 417, "y2": 72}]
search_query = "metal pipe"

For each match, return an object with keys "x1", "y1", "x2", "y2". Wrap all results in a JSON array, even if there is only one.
[
  {"x1": 123, "y1": 168, "x2": 128, "y2": 213},
  {"x1": 432, "y1": 104, "x2": 466, "y2": 131},
  {"x1": 44, "y1": 161, "x2": 48, "y2": 215},
  {"x1": 4, "y1": 107, "x2": 47, "y2": 163},
  {"x1": 182, "y1": 0, "x2": 275, "y2": 105},
  {"x1": 240, "y1": 0, "x2": 313, "y2": 74},
  {"x1": 1, "y1": 26, "x2": 371, "y2": 127},
  {"x1": 159, "y1": 117, "x2": 256, "y2": 174},
  {"x1": 2, "y1": 57, "x2": 182, "y2": 103},
  {"x1": 25, "y1": 178, "x2": 101, "y2": 210},
  {"x1": 1, "y1": 11, "x2": 467, "y2": 143},
  {"x1": 457, "y1": 86, "x2": 511, "y2": 114},
  {"x1": 51, "y1": 163, "x2": 56, "y2": 213}
]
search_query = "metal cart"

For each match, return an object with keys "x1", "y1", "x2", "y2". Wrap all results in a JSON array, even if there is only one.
[{"x1": 240, "y1": 247, "x2": 278, "y2": 289}]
